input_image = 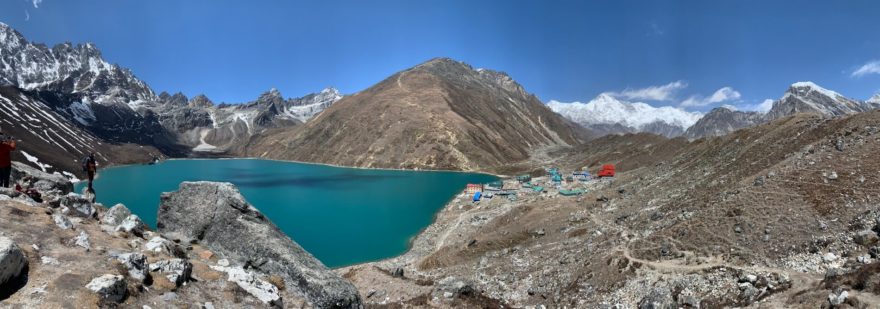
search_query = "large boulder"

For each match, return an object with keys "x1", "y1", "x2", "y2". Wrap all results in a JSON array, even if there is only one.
[
  {"x1": 157, "y1": 182, "x2": 361, "y2": 308},
  {"x1": 10, "y1": 161, "x2": 73, "y2": 196},
  {"x1": 102, "y1": 204, "x2": 132, "y2": 226},
  {"x1": 59, "y1": 193, "x2": 96, "y2": 218},
  {"x1": 0, "y1": 237, "x2": 28, "y2": 288},
  {"x1": 85, "y1": 274, "x2": 127, "y2": 303},
  {"x1": 113, "y1": 252, "x2": 149, "y2": 282},
  {"x1": 149, "y1": 258, "x2": 192, "y2": 286}
]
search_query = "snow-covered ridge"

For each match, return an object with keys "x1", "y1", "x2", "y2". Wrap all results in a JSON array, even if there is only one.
[
  {"x1": 0, "y1": 22, "x2": 156, "y2": 107},
  {"x1": 868, "y1": 94, "x2": 880, "y2": 105},
  {"x1": 787, "y1": 81, "x2": 843, "y2": 100},
  {"x1": 547, "y1": 93, "x2": 704, "y2": 129}
]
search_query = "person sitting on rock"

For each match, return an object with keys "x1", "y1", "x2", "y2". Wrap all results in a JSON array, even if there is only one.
[{"x1": 0, "y1": 132, "x2": 16, "y2": 188}]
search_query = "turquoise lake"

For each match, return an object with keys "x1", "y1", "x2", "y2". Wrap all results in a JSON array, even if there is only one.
[{"x1": 74, "y1": 159, "x2": 497, "y2": 268}]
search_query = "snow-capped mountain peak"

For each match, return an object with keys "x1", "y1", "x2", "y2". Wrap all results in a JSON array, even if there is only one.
[
  {"x1": 547, "y1": 94, "x2": 703, "y2": 137},
  {"x1": 767, "y1": 81, "x2": 869, "y2": 119},
  {"x1": 868, "y1": 93, "x2": 880, "y2": 105},
  {"x1": 787, "y1": 81, "x2": 843, "y2": 100}
]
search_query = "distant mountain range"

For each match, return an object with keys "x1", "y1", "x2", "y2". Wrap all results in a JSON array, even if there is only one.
[
  {"x1": 685, "y1": 82, "x2": 877, "y2": 138},
  {"x1": 550, "y1": 81, "x2": 879, "y2": 139},
  {"x1": 547, "y1": 94, "x2": 702, "y2": 138}
]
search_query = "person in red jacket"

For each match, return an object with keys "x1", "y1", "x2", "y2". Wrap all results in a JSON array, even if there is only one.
[{"x1": 0, "y1": 132, "x2": 16, "y2": 188}]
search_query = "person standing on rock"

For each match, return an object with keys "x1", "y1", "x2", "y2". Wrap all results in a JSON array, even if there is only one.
[
  {"x1": 83, "y1": 153, "x2": 98, "y2": 192},
  {"x1": 0, "y1": 131, "x2": 15, "y2": 188}
]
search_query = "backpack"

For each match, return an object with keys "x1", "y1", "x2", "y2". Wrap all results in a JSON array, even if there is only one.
[{"x1": 81, "y1": 156, "x2": 90, "y2": 172}]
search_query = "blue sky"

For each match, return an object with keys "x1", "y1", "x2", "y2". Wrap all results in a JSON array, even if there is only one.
[{"x1": 2, "y1": 0, "x2": 879, "y2": 111}]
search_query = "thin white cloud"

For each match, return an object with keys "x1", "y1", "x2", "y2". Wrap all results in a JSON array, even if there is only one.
[
  {"x1": 648, "y1": 22, "x2": 665, "y2": 36},
  {"x1": 680, "y1": 87, "x2": 742, "y2": 107},
  {"x1": 31, "y1": 0, "x2": 42, "y2": 8},
  {"x1": 738, "y1": 99, "x2": 775, "y2": 113},
  {"x1": 608, "y1": 80, "x2": 687, "y2": 101},
  {"x1": 852, "y1": 60, "x2": 880, "y2": 78}
]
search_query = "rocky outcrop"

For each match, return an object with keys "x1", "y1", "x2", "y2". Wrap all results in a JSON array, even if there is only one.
[
  {"x1": 10, "y1": 162, "x2": 73, "y2": 195},
  {"x1": 85, "y1": 274, "x2": 127, "y2": 303},
  {"x1": 156, "y1": 181, "x2": 362, "y2": 308},
  {"x1": 0, "y1": 237, "x2": 27, "y2": 290}
]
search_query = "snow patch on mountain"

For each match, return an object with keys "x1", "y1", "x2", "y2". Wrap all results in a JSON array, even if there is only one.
[{"x1": 547, "y1": 93, "x2": 704, "y2": 131}]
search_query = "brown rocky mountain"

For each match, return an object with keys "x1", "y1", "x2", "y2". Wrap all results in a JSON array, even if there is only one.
[{"x1": 241, "y1": 58, "x2": 589, "y2": 171}]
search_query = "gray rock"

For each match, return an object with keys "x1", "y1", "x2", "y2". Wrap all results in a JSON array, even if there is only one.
[
  {"x1": 40, "y1": 256, "x2": 60, "y2": 265},
  {"x1": 85, "y1": 274, "x2": 127, "y2": 303},
  {"x1": 81, "y1": 187, "x2": 96, "y2": 203},
  {"x1": 638, "y1": 287, "x2": 675, "y2": 309},
  {"x1": 391, "y1": 267, "x2": 404, "y2": 278},
  {"x1": 753, "y1": 175, "x2": 765, "y2": 187},
  {"x1": 71, "y1": 231, "x2": 90, "y2": 250},
  {"x1": 53, "y1": 213, "x2": 73, "y2": 230},
  {"x1": 59, "y1": 193, "x2": 96, "y2": 218},
  {"x1": 433, "y1": 276, "x2": 474, "y2": 300},
  {"x1": 116, "y1": 214, "x2": 146, "y2": 236},
  {"x1": 211, "y1": 265, "x2": 282, "y2": 305},
  {"x1": 828, "y1": 290, "x2": 848, "y2": 306},
  {"x1": 0, "y1": 237, "x2": 28, "y2": 287},
  {"x1": 144, "y1": 237, "x2": 171, "y2": 253},
  {"x1": 102, "y1": 204, "x2": 131, "y2": 226},
  {"x1": 835, "y1": 137, "x2": 845, "y2": 151},
  {"x1": 115, "y1": 252, "x2": 149, "y2": 281},
  {"x1": 10, "y1": 162, "x2": 73, "y2": 196},
  {"x1": 157, "y1": 182, "x2": 361, "y2": 308},
  {"x1": 149, "y1": 258, "x2": 192, "y2": 286},
  {"x1": 853, "y1": 230, "x2": 878, "y2": 246}
]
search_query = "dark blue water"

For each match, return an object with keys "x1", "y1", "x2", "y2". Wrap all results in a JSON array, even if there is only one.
[{"x1": 74, "y1": 159, "x2": 497, "y2": 267}]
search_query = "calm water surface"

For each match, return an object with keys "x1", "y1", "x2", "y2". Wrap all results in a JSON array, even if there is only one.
[{"x1": 75, "y1": 159, "x2": 497, "y2": 267}]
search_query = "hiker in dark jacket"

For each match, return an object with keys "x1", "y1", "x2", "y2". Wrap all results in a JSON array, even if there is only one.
[
  {"x1": 0, "y1": 132, "x2": 15, "y2": 188},
  {"x1": 83, "y1": 153, "x2": 97, "y2": 192}
]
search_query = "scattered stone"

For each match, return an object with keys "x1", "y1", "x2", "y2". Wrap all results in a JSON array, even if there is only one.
[
  {"x1": 217, "y1": 258, "x2": 230, "y2": 267},
  {"x1": 828, "y1": 290, "x2": 848, "y2": 306},
  {"x1": 835, "y1": 137, "x2": 845, "y2": 151},
  {"x1": 149, "y1": 258, "x2": 192, "y2": 286},
  {"x1": 753, "y1": 176, "x2": 765, "y2": 187},
  {"x1": 161, "y1": 292, "x2": 177, "y2": 301},
  {"x1": 116, "y1": 214, "x2": 146, "y2": 236},
  {"x1": 59, "y1": 193, "x2": 96, "y2": 218},
  {"x1": 102, "y1": 204, "x2": 131, "y2": 226},
  {"x1": 115, "y1": 252, "x2": 149, "y2": 281},
  {"x1": 85, "y1": 274, "x2": 127, "y2": 303},
  {"x1": 211, "y1": 265, "x2": 282, "y2": 305},
  {"x1": 734, "y1": 225, "x2": 743, "y2": 233},
  {"x1": 391, "y1": 267, "x2": 404, "y2": 278},
  {"x1": 203, "y1": 302, "x2": 215, "y2": 309},
  {"x1": 597, "y1": 196, "x2": 609, "y2": 202},
  {"x1": 823, "y1": 252, "x2": 838, "y2": 262},
  {"x1": 433, "y1": 277, "x2": 473, "y2": 300},
  {"x1": 71, "y1": 231, "x2": 91, "y2": 250},
  {"x1": 53, "y1": 213, "x2": 73, "y2": 230},
  {"x1": 145, "y1": 237, "x2": 171, "y2": 253},
  {"x1": 0, "y1": 237, "x2": 28, "y2": 287},
  {"x1": 826, "y1": 171, "x2": 839, "y2": 180},
  {"x1": 531, "y1": 228, "x2": 546, "y2": 237},
  {"x1": 853, "y1": 230, "x2": 879, "y2": 246},
  {"x1": 638, "y1": 287, "x2": 674, "y2": 309},
  {"x1": 40, "y1": 256, "x2": 60, "y2": 265}
]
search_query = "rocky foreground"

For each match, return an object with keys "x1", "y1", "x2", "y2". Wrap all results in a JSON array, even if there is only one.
[{"x1": 0, "y1": 163, "x2": 360, "y2": 308}]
